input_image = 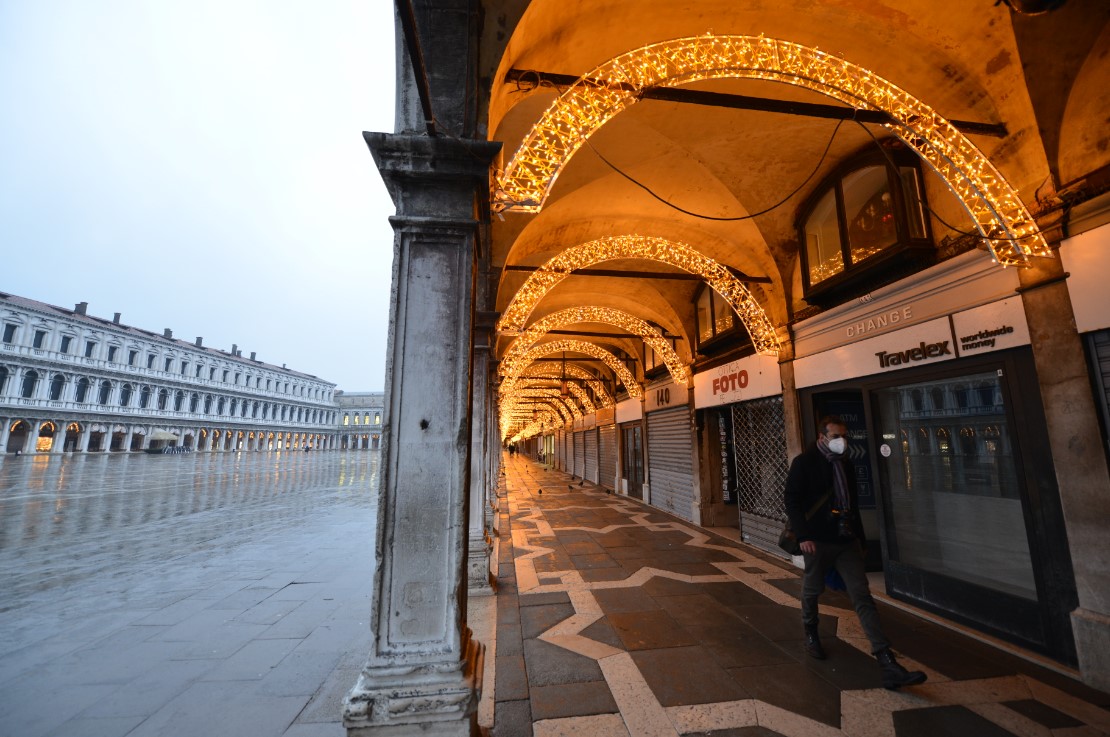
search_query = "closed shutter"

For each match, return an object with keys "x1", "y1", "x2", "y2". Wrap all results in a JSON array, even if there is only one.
[
  {"x1": 599, "y1": 424, "x2": 617, "y2": 490},
  {"x1": 584, "y1": 428, "x2": 598, "y2": 483},
  {"x1": 732, "y1": 396, "x2": 790, "y2": 556},
  {"x1": 1091, "y1": 330, "x2": 1110, "y2": 461},
  {"x1": 573, "y1": 431, "x2": 584, "y2": 477},
  {"x1": 646, "y1": 406, "x2": 695, "y2": 521},
  {"x1": 556, "y1": 430, "x2": 565, "y2": 470}
]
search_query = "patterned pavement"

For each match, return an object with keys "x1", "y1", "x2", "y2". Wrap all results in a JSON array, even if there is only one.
[{"x1": 489, "y1": 454, "x2": 1110, "y2": 737}]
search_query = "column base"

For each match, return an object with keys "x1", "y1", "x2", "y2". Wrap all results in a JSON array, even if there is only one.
[
  {"x1": 344, "y1": 634, "x2": 483, "y2": 736},
  {"x1": 467, "y1": 532, "x2": 495, "y2": 597},
  {"x1": 1071, "y1": 606, "x2": 1110, "y2": 692}
]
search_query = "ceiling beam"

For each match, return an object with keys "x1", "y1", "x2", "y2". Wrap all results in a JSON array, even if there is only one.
[
  {"x1": 505, "y1": 69, "x2": 1008, "y2": 138},
  {"x1": 500, "y1": 264, "x2": 772, "y2": 284}
]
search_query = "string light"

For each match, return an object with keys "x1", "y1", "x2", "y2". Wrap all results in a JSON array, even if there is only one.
[
  {"x1": 519, "y1": 364, "x2": 614, "y2": 407},
  {"x1": 497, "y1": 235, "x2": 779, "y2": 354},
  {"x1": 502, "y1": 339, "x2": 643, "y2": 399},
  {"x1": 501, "y1": 306, "x2": 688, "y2": 384},
  {"x1": 500, "y1": 387, "x2": 582, "y2": 420},
  {"x1": 493, "y1": 34, "x2": 1048, "y2": 266},
  {"x1": 507, "y1": 377, "x2": 598, "y2": 414}
]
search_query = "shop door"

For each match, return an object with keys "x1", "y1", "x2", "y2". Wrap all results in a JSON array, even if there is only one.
[
  {"x1": 584, "y1": 428, "x2": 599, "y2": 483},
  {"x1": 870, "y1": 365, "x2": 1076, "y2": 661},
  {"x1": 599, "y1": 424, "x2": 617, "y2": 491},
  {"x1": 621, "y1": 424, "x2": 643, "y2": 499},
  {"x1": 731, "y1": 396, "x2": 790, "y2": 555},
  {"x1": 647, "y1": 406, "x2": 696, "y2": 521},
  {"x1": 573, "y1": 431, "x2": 584, "y2": 478}
]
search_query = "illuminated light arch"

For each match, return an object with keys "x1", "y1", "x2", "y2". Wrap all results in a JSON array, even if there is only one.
[
  {"x1": 503, "y1": 388, "x2": 583, "y2": 419},
  {"x1": 499, "y1": 391, "x2": 577, "y2": 423},
  {"x1": 498, "y1": 235, "x2": 779, "y2": 354},
  {"x1": 502, "y1": 306, "x2": 688, "y2": 384},
  {"x1": 494, "y1": 35, "x2": 1048, "y2": 266},
  {"x1": 503, "y1": 379, "x2": 597, "y2": 415},
  {"x1": 521, "y1": 364, "x2": 614, "y2": 407},
  {"x1": 504, "y1": 339, "x2": 643, "y2": 399}
]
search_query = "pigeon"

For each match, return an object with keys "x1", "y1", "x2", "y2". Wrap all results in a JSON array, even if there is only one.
[{"x1": 538, "y1": 489, "x2": 543, "y2": 494}]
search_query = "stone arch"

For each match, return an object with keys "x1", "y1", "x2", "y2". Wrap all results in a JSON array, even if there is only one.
[
  {"x1": 494, "y1": 35, "x2": 1047, "y2": 266},
  {"x1": 501, "y1": 305, "x2": 688, "y2": 383},
  {"x1": 497, "y1": 235, "x2": 779, "y2": 355}
]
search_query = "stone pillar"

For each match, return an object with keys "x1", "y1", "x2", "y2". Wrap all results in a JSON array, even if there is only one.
[
  {"x1": 77, "y1": 426, "x2": 92, "y2": 453},
  {"x1": 343, "y1": 133, "x2": 500, "y2": 737},
  {"x1": 468, "y1": 312, "x2": 496, "y2": 596},
  {"x1": 51, "y1": 421, "x2": 67, "y2": 453},
  {"x1": 22, "y1": 421, "x2": 38, "y2": 454},
  {"x1": 123, "y1": 427, "x2": 134, "y2": 452},
  {"x1": 140, "y1": 431, "x2": 151, "y2": 450},
  {"x1": 0, "y1": 417, "x2": 10, "y2": 453},
  {"x1": 1018, "y1": 258, "x2": 1110, "y2": 692}
]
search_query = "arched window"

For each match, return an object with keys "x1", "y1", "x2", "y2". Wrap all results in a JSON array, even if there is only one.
[
  {"x1": 353, "y1": 414, "x2": 360, "y2": 425},
  {"x1": 960, "y1": 427, "x2": 977, "y2": 456},
  {"x1": 910, "y1": 389, "x2": 923, "y2": 412},
  {"x1": 75, "y1": 377, "x2": 90, "y2": 403},
  {"x1": 120, "y1": 383, "x2": 133, "y2": 406},
  {"x1": 21, "y1": 370, "x2": 39, "y2": 398},
  {"x1": 140, "y1": 385, "x2": 151, "y2": 408},
  {"x1": 98, "y1": 380, "x2": 112, "y2": 404},
  {"x1": 204, "y1": 395, "x2": 213, "y2": 414},
  {"x1": 917, "y1": 427, "x2": 931, "y2": 454},
  {"x1": 363, "y1": 413, "x2": 370, "y2": 425},
  {"x1": 240, "y1": 401, "x2": 248, "y2": 418},
  {"x1": 983, "y1": 425, "x2": 1001, "y2": 456},
  {"x1": 374, "y1": 413, "x2": 380, "y2": 424},
  {"x1": 190, "y1": 393, "x2": 199, "y2": 413},
  {"x1": 252, "y1": 401, "x2": 259, "y2": 418},
  {"x1": 0, "y1": 366, "x2": 8, "y2": 395},
  {"x1": 157, "y1": 388, "x2": 169, "y2": 410},
  {"x1": 230, "y1": 398, "x2": 238, "y2": 416},
  {"x1": 217, "y1": 397, "x2": 226, "y2": 415},
  {"x1": 936, "y1": 427, "x2": 951, "y2": 454},
  {"x1": 174, "y1": 390, "x2": 184, "y2": 411},
  {"x1": 50, "y1": 374, "x2": 65, "y2": 401},
  {"x1": 343, "y1": 413, "x2": 350, "y2": 426}
]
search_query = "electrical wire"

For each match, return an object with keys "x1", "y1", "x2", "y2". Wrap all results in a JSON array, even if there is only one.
[{"x1": 583, "y1": 119, "x2": 845, "y2": 222}]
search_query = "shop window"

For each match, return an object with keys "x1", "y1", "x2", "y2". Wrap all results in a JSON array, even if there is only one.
[
  {"x1": 75, "y1": 378, "x2": 90, "y2": 403},
  {"x1": 694, "y1": 285, "x2": 746, "y2": 354},
  {"x1": 798, "y1": 146, "x2": 932, "y2": 303},
  {"x1": 60, "y1": 336, "x2": 73, "y2": 354},
  {"x1": 107, "y1": 346, "x2": 118, "y2": 363},
  {"x1": 2, "y1": 323, "x2": 16, "y2": 344},
  {"x1": 33, "y1": 330, "x2": 47, "y2": 349},
  {"x1": 85, "y1": 341, "x2": 97, "y2": 358}
]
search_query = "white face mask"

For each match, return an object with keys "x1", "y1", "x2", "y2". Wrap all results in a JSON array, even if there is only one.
[{"x1": 827, "y1": 437, "x2": 847, "y2": 455}]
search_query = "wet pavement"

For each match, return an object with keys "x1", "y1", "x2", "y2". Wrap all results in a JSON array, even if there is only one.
[
  {"x1": 490, "y1": 454, "x2": 1110, "y2": 737},
  {"x1": 0, "y1": 451, "x2": 380, "y2": 737}
]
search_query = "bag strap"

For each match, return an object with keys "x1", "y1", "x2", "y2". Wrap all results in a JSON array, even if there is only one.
[{"x1": 803, "y1": 491, "x2": 832, "y2": 521}]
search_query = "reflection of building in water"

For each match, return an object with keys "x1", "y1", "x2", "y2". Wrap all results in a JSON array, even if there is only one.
[
  {"x1": 335, "y1": 391, "x2": 384, "y2": 449},
  {"x1": 0, "y1": 293, "x2": 379, "y2": 454}
]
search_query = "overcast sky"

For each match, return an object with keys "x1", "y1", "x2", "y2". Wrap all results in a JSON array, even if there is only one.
[{"x1": 0, "y1": 0, "x2": 396, "y2": 391}]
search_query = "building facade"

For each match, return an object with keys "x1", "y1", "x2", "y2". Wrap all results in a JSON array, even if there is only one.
[
  {"x1": 347, "y1": 2, "x2": 1110, "y2": 734},
  {"x1": 335, "y1": 391, "x2": 385, "y2": 449},
  {"x1": 0, "y1": 293, "x2": 344, "y2": 453}
]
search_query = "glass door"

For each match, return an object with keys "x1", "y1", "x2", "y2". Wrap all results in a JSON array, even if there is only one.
[
  {"x1": 621, "y1": 424, "x2": 643, "y2": 499},
  {"x1": 871, "y1": 368, "x2": 1047, "y2": 648}
]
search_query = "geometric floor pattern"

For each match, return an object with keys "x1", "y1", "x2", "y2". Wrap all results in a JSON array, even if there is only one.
[{"x1": 491, "y1": 455, "x2": 1110, "y2": 737}]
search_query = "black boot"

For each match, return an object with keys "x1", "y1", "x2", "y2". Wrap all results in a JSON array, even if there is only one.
[
  {"x1": 804, "y1": 627, "x2": 826, "y2": 660},
  {"x1": 876, "y1": 649, "x2": 927, "y2": 689}
]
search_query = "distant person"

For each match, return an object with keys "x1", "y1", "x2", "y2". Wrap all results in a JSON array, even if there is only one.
[{"x1": 784, "y1": 415, "x2": 927, "y2": 690}]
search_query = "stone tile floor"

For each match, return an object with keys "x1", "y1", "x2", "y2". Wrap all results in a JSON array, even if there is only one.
[{"x1": 490, "y1": 454, "x2": 1110, "y2": 737}]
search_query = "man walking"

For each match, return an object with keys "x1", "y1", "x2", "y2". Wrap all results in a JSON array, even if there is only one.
[{"x1": 784, "y1": 415, "x2": 927, "y2": 690}]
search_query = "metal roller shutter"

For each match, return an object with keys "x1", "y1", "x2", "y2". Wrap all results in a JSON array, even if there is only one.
[
  {"x1": 1090, "y1": 330, "x2": 1110, "y2": 461},
  {"x1": 584, "y1": 428, "x2": 598, "y2": 483},
  {"x1": 573, "y1": 431, "x2": 584, "y2": 477},
  {"x1": 732, "y1": 396, "x2": 790, "y2": 555},
  {"x1": 646, "y1": 406, "x2": 695, "y2": 521},
  {"x1": 556, "y1": 430, "x2": 565, "y2": 470},
  {"x1": 599, "y1": 424, "x2": 617, "y2": 491}
]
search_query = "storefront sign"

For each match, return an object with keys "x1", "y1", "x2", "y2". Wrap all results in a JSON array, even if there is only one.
[
  {"x1": 615, "y1": 397, "x2": 642, "y2": 424},
  {"x1": 595, "y1": 407, "x2": 615, "y2": 425},
  {"x1": 645, "y1": 380, "x2": 688, "y2": 413},
  {"x1": 950, "y1": 297, "x2": 1030, "y2": 356},
  {"x1": 795, "y1": 316, "x2": 956, "y2": 388},
  {"x1": 693, "y1": 353, "x2": 782, "y2": 408},
  {"x1": 574, "y1": 414, "x2": 596, "y2": 430}
]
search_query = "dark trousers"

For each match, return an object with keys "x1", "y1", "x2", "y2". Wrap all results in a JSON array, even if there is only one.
[{"x1": 801, "y1": 540, "x2": 890, "y2": 655}]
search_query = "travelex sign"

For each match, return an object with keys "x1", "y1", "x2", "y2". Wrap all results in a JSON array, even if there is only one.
[
  {"x1": 694, "y1": 353, "x2": 782, "y2": 408},
  {"x1": 794, "y1": 297, "x2": 1031, "y2": 389}
]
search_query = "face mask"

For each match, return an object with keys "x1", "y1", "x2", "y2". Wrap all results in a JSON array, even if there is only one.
[{"x1": 827, "y1": 437, "x2": 847, "y2": 455}]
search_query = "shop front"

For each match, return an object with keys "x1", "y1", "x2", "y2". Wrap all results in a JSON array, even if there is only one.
[
  {"x1": 617, "y1": 398, "x2": 643, "y2": 499},
  {"x1": 644, "y1": 380, "x2": 699, "y2": 522},
  {"x1": 791, "y1": 252, "x2": 1079, "y2": 663}
]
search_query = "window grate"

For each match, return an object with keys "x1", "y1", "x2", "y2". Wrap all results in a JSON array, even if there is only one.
[{"x1": 731, "y1": 396, "x2": 789, "y2": 521}]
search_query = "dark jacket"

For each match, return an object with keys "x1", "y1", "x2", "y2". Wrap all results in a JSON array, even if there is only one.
[{"x1": 783, "y1": 443, "x2": 865, "y2": 544}]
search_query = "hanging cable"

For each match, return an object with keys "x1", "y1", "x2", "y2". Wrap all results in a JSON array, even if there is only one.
[{"x1": 583, "y1": 119, "x2": 844, "y2": 222}]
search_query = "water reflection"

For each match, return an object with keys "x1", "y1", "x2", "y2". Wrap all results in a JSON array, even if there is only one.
[{"x1": 0, "y1": 451, "x2": 379, "y2": 608}]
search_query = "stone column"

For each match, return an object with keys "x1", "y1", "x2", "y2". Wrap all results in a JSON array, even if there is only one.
[
  {"x1": 0, "y1": 417, "x2": 10, "y2": 453},
  {"x1": 343, "y1": 133, "x2": 500, "y2": 737},
  {"x1": 77, "y1": 426, "x2": 92, "y2": 453},
  {"x1": 123, "y1": 427, "x2": 135, "y2": 452},
  {"x1": 140, "y1": 431, "x2": 151, "y2": 450},
  {"x1": 51, "y1": 421, "x2": 67, "y2": 453},
  {"x1": 468, "y1": 312, "x2": 496, "y2": 596},
  {"x1": 1018, "y1": 257, "x2": 1110, "y2": 692}
]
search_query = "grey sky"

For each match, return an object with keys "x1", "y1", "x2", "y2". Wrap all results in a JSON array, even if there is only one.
[{"x1": 0, "y1": 0, "x2": 396, "y2": 391}]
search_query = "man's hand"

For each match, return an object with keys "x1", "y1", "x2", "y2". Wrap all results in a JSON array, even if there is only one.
[{"x1": 800, "y1": 540, "x2": 817, "y2": 555}]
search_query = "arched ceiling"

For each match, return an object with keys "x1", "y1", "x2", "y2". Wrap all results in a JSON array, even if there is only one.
[{"x1": 479, "y1": 0, "x2": 1107, "y2": 439}]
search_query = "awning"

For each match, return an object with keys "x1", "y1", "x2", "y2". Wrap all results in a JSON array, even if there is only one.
[{"x1": 149, "y1": 430, "x2": 178, "y2": 441}]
